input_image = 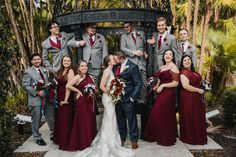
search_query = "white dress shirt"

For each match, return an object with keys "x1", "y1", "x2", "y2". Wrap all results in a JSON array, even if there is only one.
[{"x1": 120, "y1": 58, "x2": 128, "y2": 73}]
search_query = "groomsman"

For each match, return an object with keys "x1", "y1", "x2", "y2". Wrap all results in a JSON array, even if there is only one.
[
  {"x1": 147, "y1": 17, "x2": 176, "y2": 72},
  {"x1": 68, "y1": 23, "x2": 108, "y2": 84},
  {"x1": 174, "y1": 29, "x2": 197, "y2": 68},
  {"x1": 42, "y1": 20, "x2": 84, "y2": 72},
  {"x1": 22, "y1": 53, "x2": 55, "y2": 146},
  {"x1": 120, "y1": 22, "x2": 147, "y2": 108}
]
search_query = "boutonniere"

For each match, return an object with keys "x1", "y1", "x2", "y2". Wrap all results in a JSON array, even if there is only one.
[
  {"x1": 96, "y1": 34, "x2": 100, "y2": 39},
  {"x1": 136, "y1": 32, "x2": 141, "y2": 36},
  {"x1": 163, "y1": 38, "x2": 167, "y2": 42},
  {"x1": 42, "y1": 69, "x2": 47, "y2": 73},
  {"x1": 123, "y1": 65, "x2": 129, "y2": 72},
  {"x1": 187, "y1": 46, "x2": 191, "y2": 49},
  {"x1": 99, "y1": 40, "x2": 102, "y2": 43}
]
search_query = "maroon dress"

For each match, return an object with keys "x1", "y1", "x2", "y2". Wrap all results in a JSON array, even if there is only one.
[
  {"x1": 179, "y1": 69, "x2": 207, "y2": 145},
  {"x1": 66, "y1": 74, "x2": 97, "y2": 151},
  {"x1": 144, "y1": 70, "x2": 179, "y2": 146},
  {"x1": 53, "y1": 76, "x2": 74, "y2": 150}
]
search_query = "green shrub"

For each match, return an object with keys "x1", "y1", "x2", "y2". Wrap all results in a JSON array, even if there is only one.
[
  {"x1": 204, "y1": 92, "x2": 221, "y2": 107},
  {"x1": 5, "y1": 88, "x2": 28, "y2": 114},
  {"x1": 0, "y1": 108, "x2": 14, "y2": 157},
  {"x1": 222, "y1": 86, "x2": 236, "y2": 128}
]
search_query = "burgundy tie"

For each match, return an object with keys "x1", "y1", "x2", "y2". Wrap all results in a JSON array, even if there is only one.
[
  {"x1": 158, "y1": 35, "x2": 162, "y2": 50},
  {"x1": 89, "y1": 36, "x2": 94, "y2": 46},
  {"x1": 131, "y1": 33, "x2": 136, "y2": 44},
  {"x1": 56, "y1": 37, "x2": 61, "y2": 49},
  {"x1": 182, "y1": 43, "x2": 185, "y2": 54},
  {"x1": 38, "y1": 69, "x2": 45, "y2": 81},
  {"x1": 116, "y1": 65, "x2": 121, "y2": 77}
]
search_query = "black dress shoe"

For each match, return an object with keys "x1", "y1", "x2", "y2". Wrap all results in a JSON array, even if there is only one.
[{"x1": 36, "y1": 139, "x2": 47, "y2": 146}]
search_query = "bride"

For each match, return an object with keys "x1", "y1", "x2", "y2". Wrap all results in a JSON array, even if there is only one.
[{"x1": 75, "y1": 54, "x2": 134, "y2": 157}]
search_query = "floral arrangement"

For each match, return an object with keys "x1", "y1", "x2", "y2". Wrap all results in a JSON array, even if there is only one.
[
  {"x1": 201, "y1": 80, "x2": 211, "y2": 92},
  {"x1": 32, "y1": 79, "x2": 46, "y2": 90},
  {"x1": 32, "y1": 79, "x2": 58, "y2": 111},
  {"x1": 146, "y1": 76, "x2": 159, "y2": 98},
  {"x1": 147, "y1": 76, "x2": 158, "y2": 88},
  {"x1": 108, "y1": 79, "x2": 126, "y2": 104},
  {"x1": 84, "y1": 83, "x2": 97, "y2": 97}
]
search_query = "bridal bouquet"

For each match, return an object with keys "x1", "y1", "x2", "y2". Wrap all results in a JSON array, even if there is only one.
[
  {"x1": 201, "y1": 80, "x2": 211, "y2": 92},
  {"x1": 84, "y1": 83, "x2": 97, "y2": 97},
  {"x1": 108, "y1": 79, "x2": 126, "y2": 104}
]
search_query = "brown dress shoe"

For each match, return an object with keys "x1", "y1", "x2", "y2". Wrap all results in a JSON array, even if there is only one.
[
  {"x1": 132, "y1": 142, "x2": 138, "y2": 149},
  {"x1": 121, "y1": 140, "x2": 125, "y2": 146}
]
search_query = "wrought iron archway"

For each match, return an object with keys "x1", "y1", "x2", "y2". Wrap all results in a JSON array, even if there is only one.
[{"x1": 54, "y1": 1, "x2": 172, "y2": 138}]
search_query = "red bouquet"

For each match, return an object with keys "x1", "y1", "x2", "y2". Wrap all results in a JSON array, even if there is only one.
[{"x1": 108, "y1": 79, "x2": 126, "y2": 104}]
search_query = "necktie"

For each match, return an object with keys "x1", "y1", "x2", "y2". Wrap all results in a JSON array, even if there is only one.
[
  {"x1": 131, "y1": 33, "x2": 136, "y2": 44},
  {"x1": 56, "y1": 37, "x2": 61, "y2": 49},
  {"x1": 158, "y1": 35, "x2": 162, "y2": 50},
  {"x1": 89, "y1": 36, "x2": 94, "y2": 46},
  {"x1": 182, "y1": 43, "x2": 185, "y2": 54},
  {"x1": 38, "y1": 69, "x2": 45, "y2": 81},
  {"x1": 116, "y1": 65, "x2": 121, "y2": 77}
]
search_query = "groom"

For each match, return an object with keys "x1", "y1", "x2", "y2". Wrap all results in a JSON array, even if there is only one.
[{"x1": 114, "y1": 51, "x2": 142, "y2": 149}]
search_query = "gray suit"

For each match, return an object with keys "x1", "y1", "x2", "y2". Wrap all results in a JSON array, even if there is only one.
[
  {"x1": 153, "y1": 32, "x2": 176, "y2": 72},
  {"x1": 68, "y1": 32, "x2": 108, "y2": 84},
  {"x1": 22, "y1": 66, "x2": 55, "y2": 140},
  {"x1": 120, "y1": 30, "x2": 147, "y2": 103},
  {"x1": 42, "y1": 32, "x2": 74, "y2": 72},
  {"x1": 173, "y1": 40, "x2": 197, "y2": 68}
]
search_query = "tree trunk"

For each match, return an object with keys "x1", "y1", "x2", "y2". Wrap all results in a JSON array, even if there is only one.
[
  {"x1": 214, "y1": 7, "x2": 219, "y2": 25},
  {"x1": 30, "y1": 0, "x2": 36, "y2": 54},
  {"x1": 192, "y1": 0, "x2": 199, "y2": 45},
  {"x1": 172, "y1": 0, "x2": 177, "y2": 26},
  {"x1": 4, "y1": 0, "x2": 29, "y2": 69},
  {"x1": 19, "y1": 0, "x2": 31, "y2": 50},
  {"x1": 186, "y1": 0, "x2": 192, "y2": 32},
  {"x1": 199, "y1": 0, "x2": 213, "y2": 74}
]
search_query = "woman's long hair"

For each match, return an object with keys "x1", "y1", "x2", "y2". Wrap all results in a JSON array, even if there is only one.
[
  {"x1": 102, "y1": 55, "x2": 112, "y2": 70},
  {"x1": 162, "y1": 49, "x2": 176, "y2": 65},
  {"x1": 56, "y1": 55, "x2": 76, "y2": 81},
  {"x1": 179, "y1": 55, "x2": 195, "y2": 71}
]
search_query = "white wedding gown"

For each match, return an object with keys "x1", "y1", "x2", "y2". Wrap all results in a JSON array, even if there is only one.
[{"x1": 75, "y1": 70, "x2": 134, "y2": 157}]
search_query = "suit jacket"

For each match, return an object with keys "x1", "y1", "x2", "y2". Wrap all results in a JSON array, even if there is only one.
[
  {"x1": 118, "y1": 60, "x2": 143, "y2": 102},
  {"x1": 22, "y1": 66, "x2": 50, "y2": 107},
  {"x1": 120, "y1": 30, "x2": 146, "y2": 71},
  {"x1": 42, "y1": 32, "x2": 74, "y2": 72},
  {"x1": 153, "y1": 32, "x2": 176, "y2": 72},
  {"x1": 173, "y1": 40, "x2": 197, "y2": 68}
]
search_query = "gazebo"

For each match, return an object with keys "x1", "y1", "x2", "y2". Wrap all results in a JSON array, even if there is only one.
[{"x1": 54, "y1": 0, "x2": 172, "y2": 137}]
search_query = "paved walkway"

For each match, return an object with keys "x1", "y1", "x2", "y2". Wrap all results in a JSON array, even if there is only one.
[{"x1": 15, "y1": 115, "x2": 222, "y2": 157}]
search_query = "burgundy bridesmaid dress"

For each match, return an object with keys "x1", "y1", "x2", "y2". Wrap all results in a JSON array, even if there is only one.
[
  {"x1": 144, "y1": 70, "x2": 179, "y2": 146},
  {"x1": 179, "y1": 69, "x2": 207, "y2": 145},
  {"x1": 66, "y1": 74, "x2": 97, "y2": 151},
  {"x1": 53, "y1": 76, "x2": 74, "y2": 150}
]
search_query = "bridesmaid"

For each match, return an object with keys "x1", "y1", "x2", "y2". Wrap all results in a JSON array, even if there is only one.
[
  {"x1": 179, "y1": 55, "x2": 207, "y2": 145},
  {"x1": 53, "y1": 55, "x2": 75, "y2": 150},
  {"x1": 65, "y1": 60, "x2": 97, "y2": 151},
  {"x1": 144, "y1": 49, "x2": 179, "y2": 146}
]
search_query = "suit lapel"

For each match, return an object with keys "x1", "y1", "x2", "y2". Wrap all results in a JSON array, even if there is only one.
[
  {"x1": 120, "y1": 60, "x2": 130, "y2": 76},
  {"x1": 185, "y1": 43, "x2": 193, "y2": 54},
  {"x1": 59, "y1": 34, "x2": 66, "y2": 49},
  {"x1": 83, "y1": 33, "x2": 93, "y2": 48},
  {"x1": 31, "y1": 66, "x2": 41, "y2": 81}
]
